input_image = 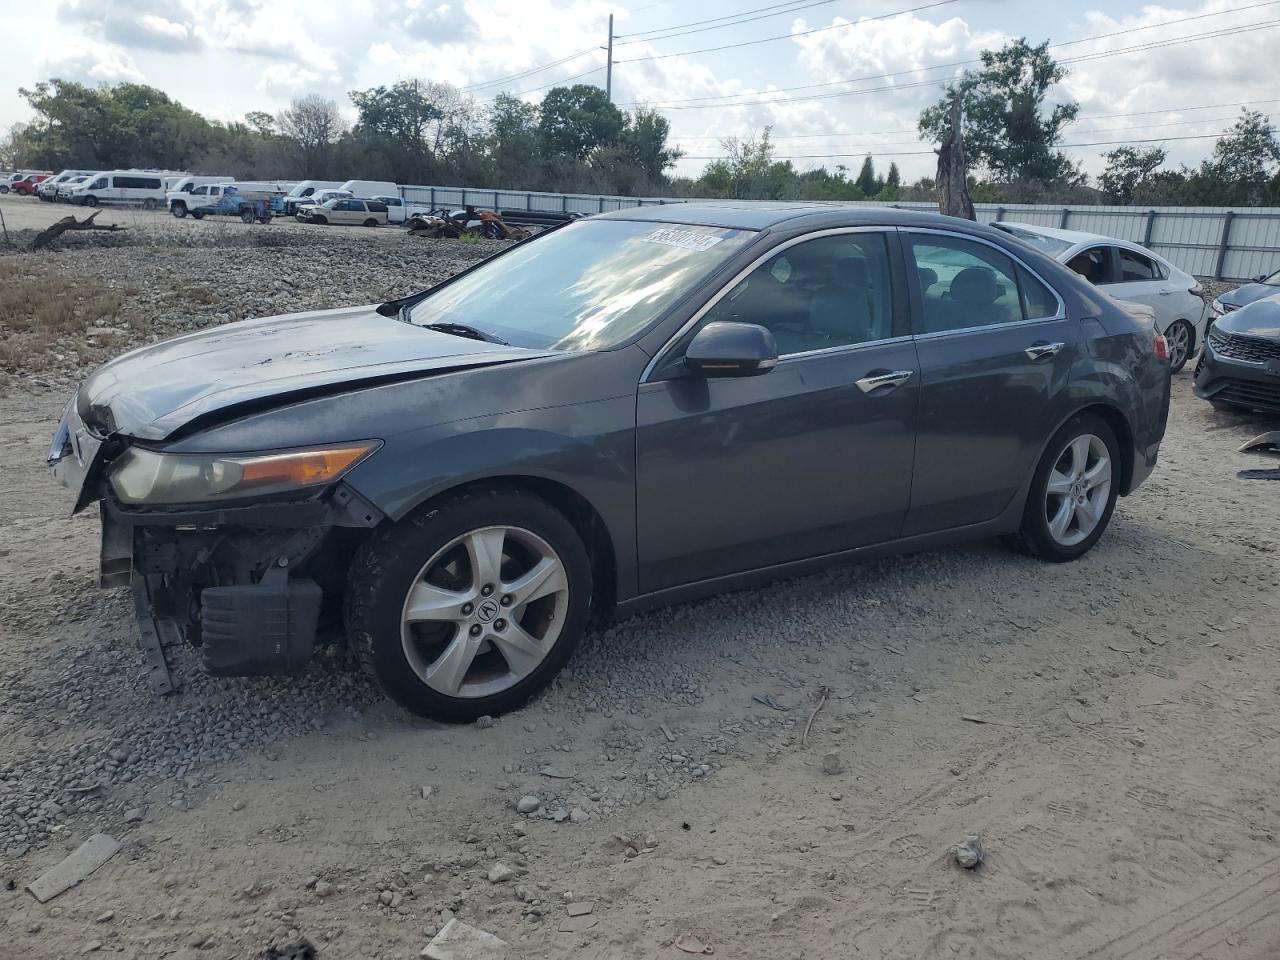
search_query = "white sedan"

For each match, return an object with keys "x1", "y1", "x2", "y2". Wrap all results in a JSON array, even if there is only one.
[{"x1": 994, "y1": 222, "x2": 1207, "y2": 373}]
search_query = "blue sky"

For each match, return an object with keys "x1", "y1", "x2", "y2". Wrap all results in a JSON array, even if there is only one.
[{"x1": 2, "y1": 0, "x2": 1276, "y2": 183}]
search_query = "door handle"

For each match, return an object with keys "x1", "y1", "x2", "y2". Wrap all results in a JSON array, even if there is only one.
[
  {"x1": 1024, "y1": 341, "x2": 1065, "y2": 361},
  {"x1": 855, "y1": 369, "x2": 914, "y2": 393}
]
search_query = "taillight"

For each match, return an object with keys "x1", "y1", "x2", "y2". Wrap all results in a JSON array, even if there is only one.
[{"x1": 1154, "y1": 333, "x2": 1170, "y2": 361}]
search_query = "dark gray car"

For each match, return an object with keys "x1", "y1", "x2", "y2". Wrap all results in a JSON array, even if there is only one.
[
  {"x1": 1211, "y1": 268, "x2": 1280, "y2": 316},
  {"x1": 48, "y1": 205, "x2": 1171, "y2": 720}
]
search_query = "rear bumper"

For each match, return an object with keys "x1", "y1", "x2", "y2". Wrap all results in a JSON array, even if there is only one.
[{"x1": 1194, "y1": 343, "x2": 1280, "y2": 413}]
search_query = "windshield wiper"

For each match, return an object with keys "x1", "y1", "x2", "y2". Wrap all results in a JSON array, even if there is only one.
[{"x1": 416, "y1": 317, "x2": 508, "y2": 345}]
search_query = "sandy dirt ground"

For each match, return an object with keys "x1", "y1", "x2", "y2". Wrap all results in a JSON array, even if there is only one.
[{"x1": 2, "y1": 223, "x2": 1280, "y2": 960}]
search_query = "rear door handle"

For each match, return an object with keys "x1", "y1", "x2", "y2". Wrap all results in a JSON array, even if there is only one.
[
  {"x1": 855, "y1": 370, "x2": 914, "y2": 393},
  {"x1": 1025, "y1": 341, "x2": 1065, "y2": 361}
]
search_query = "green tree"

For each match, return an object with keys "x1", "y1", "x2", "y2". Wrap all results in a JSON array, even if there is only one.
[
  {"x1": 1098, "y1": 145, "x2": 1166, "y2": 204},
  {"x1": 486, "y1": 93, "x2": 540, "y2": 186},
  {"x1": 244, "y1": 111, "x2": 276, "y2": 137},
  {"x1": 617, "y1": 105, "x2": 681, "y2": 182},
  {"x1": 918, "y1": 38, "x2": 1079, "y2": 182},
  {"x1": 1205, "y1": 109, "x2": 1280, "y2": 188},
  {"x1": 538, "y1": 84, "x2": 624, "y2": 160},
  {"x1": 855, "y1": 155, "x2": 879, "y2": 196}
]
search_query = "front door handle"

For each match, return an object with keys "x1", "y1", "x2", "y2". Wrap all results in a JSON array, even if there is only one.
[
  {"x1": 855, "y1": 369, "x2": 914, "y2": 394},
  {"x1": 1025, "y1": 341, "x2": 1065, "y2": 361}
]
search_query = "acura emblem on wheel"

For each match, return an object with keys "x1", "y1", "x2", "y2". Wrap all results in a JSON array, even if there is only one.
[{"x1": 476, "y1": 598, "x2": 500, "y2": 622}]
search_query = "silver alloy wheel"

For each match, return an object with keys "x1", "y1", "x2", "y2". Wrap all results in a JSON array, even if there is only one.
[
  {"x1": 1166, "y1": 320, "x2": 1191, "y2": 370},
  {"x1": 1044, "y1": 433, "x2": 1112, "y2": 547},
  {"x1": 400, "y1": 525, "x2": 569, "y2": 699}
]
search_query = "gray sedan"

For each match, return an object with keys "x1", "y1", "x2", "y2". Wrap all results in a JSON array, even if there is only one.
[{"x1": 48, "y1": 204, "x2": 1171, "y2": 720}]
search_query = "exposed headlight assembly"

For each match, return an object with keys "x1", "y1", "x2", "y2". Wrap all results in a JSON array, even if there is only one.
[{"x1": 110, "y1": 442, "x2": 379, "y2": 505}]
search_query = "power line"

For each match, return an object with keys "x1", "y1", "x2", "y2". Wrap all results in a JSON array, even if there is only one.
[
  {"x1": 617, "y1": 0, "x2": 845, "y2": 43},
  {"x1": 615, "y1": 0, "x2": 959, "y2": 62},
  {"x1": 628, "y1": 0, "x2": 1280, "y2": 107},
  {"x1": 642, "y1": 17, "x2": 1280, "y2": 109},
  {"x1": 460, "y1": 46, "x2": 600, "y2": 92}
]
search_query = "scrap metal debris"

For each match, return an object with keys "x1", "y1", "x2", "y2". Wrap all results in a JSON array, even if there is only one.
[
  {"x1": 406, "y1": 207, "x2": 530, "y2": 241},
  {"x1": 952, "y1": 832, "x2": 984, "y2": 870},
  {"x1": 26, "y1": 834, "x2": 121, "y2": 903}
]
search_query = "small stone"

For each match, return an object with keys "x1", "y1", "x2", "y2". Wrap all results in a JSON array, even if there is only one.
[
  {"x1": 231, "y1": 799, "x2": 246, "y2": 812},
  {"x1": 953, "y1": 832, "x2": 984, "y2": 869},
  {"x1": 569, "y1": 807, "x2": 590, "y2": 824},
  {"x1": 821, "y1": 752, "x2": 844, "y2": 776},
  {"x1": 540, "y1": 765, "x2": 573, "y2": 779},
  {"x1": 314, "y1": 880, "x2": 335, "y2": 898},
  {"x1": 516, "y1": 795, "x2": 540, "y2": 814},
  {"x1": 488, "y1": 862, "x2": 516, "y2": 883},
  {"x1": 95, "y1": 910, "x2": 114, "y2": 923},
  {"x1": 712, "y1": 855, "x2": 728, "y2": 866},
  {"x1": 379, "y1": 889, "x2": 395, "y2": 906},
  {"x1": 476, "y1": 715, "x2": 495, "y2": 729},
  {"x1": 558, "y1": 914, "x2": 598, "y2": 933},
  {"x1": 82, "y1": 942, "x2": 103, "y2": 954},
  {"x1": 830, "y1": 791, "x2": 843, "y2": 801},
  {"x1": 550, "y1": 808, "x2": 568, "y2": 823},
  {"x1": 566, "y1": 901, "x2": 594, "y2": 917},
  {"x1": 123, "y1": 808, "x2": 144, "y2": 824},
  {"x1": 421, "y1": 785, "x2": 435, "y2": 800}
]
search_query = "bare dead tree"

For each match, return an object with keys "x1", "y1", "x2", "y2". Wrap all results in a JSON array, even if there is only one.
[
  {"x1": 31, "y1": 211, "x2": 125, "y2": 250},
  {"x1": 936, "y1": 95, "x2": 976, "y2": 221},
  {"x1": 275, "y1": 94, "x2": 347, "y2": 177}
]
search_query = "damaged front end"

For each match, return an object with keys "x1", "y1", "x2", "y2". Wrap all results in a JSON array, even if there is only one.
[{"x1": 51, "y1": 400, "x2": 384, "y2": 691}]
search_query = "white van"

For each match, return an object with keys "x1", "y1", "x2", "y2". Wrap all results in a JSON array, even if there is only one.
[
  {"x1": 167, "y1": 175, "x2": 232, "y2": 196},
  {"x1": 338, "y1": 180, "x2": 399, "y2": 200},
  {"x1": 283, "y1": 180, "x2": 346, "y2": 215},
  {"x1": 37, "y1": 170, "x2": 99, "y2": 202},
  {"x1": 67, "y1": 170, "x2": 184, "y2": 209}
]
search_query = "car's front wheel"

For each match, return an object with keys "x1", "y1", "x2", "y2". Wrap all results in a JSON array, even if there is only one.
[
  {"x1": 1165, "y1": 319, "x2": 1194, "y2": 374},
  {"x1": 1005, "y1": 413, "x2": 1120, "y2": 562},
  {"x1": 347, "y1": 488, "x2": 592, "y2": 721}
]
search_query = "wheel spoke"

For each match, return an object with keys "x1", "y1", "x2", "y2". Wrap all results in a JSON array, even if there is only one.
[
  {"x1": 503, "y1": 556, "x2": 566, "y2": 608},
  {"x1": 1082, "y1": 456, "x2": 1111, "y2": 490},
  {"x1": 1069, "y1": 436, "x2": 1091, "y2": 475},
  {"x1": 1075, "y1": 496, "x2": 1099, "y2": 533},
  {"x1": 1048, "y1": 498, "x2": 1074, "y2": 540},
  {"x1": 424, "y1": 633, "x2": 480, "y2": 695},
  {"x1": 489, "y1": 622, "x2": 547, "y2": 679},
  {"x1": 465, "y1": 528, "x2": 506, "y2": 591},
  {"x1": 1046, "y1": 469, "x2": 1073, "y2": 497},
  {"x1": 404, "y1": 581, "x2": 470, "y2": 623}
]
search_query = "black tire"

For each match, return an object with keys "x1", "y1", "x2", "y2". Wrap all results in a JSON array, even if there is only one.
[
  {"x1": 170, "y1": 203, "x2": 187, "y2": 218},
  {"x1": 346, "y1": 487, "x2": 592, "y2": 722},
  {"x1": 363, "y1": 218, "x2": 378, "y2": 227},
  {"x1": 258, "y1": 215, "x2": 272, "y2": 224},
  {"x1": 1003, "y1": 412, "x2": 1121, "y2": 563},
  {"x1": 1166, "y1": 319, "x2": 1194, "y2": 374},
  {"x1": 84, "y1": 195, "x2": 99, "y2": 207},
  {"x1": 191, "y1": 209, "x2": 205, "y2": 220},
  {"x1": 240, "y1": 207, "x2": 255, "y2": 224}
]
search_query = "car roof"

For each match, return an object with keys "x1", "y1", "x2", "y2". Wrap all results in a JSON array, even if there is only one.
[
  {"x1": 594, "y1": 202, "x2": 987, "y2": 232},
  {"x1": 998, "y1": 220, "x2": 1181, "y2": 266}
]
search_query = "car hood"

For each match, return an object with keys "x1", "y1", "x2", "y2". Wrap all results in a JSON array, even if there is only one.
[
  {"x1": 1220, "y1": 282, "x2": 1280, "y2": 310},
  {"x1": 1214, "y1": 296, "x2": 1280, "y2": 339},
  {"x1": 78, "y1": 304, "x2": 555, "y2": 441}
]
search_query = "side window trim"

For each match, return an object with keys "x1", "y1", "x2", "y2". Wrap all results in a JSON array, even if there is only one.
[
  {"x1": 641, "y1": 226, "x2": 906, "y2": 383},
  {"x1": 901, "y1": 227, "x2": 1066, "y2": 339}
]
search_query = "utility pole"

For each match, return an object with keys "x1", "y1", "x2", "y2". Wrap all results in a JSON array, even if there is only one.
[{"x1": 605, "y1": 14, "x2": 614, "y2": 101}]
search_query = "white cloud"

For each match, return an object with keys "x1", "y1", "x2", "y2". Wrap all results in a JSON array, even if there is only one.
[
  {"x1": 37, "y1": 36, "x2": 145, "y2": 83},
  {"x1": 58, "y1": 0, "x2": 202, "y2": 52}
]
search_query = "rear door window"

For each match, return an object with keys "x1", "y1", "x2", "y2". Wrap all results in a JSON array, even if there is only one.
[
  {"x1": 1118, "y1": 248, "x2": 1162, "y2": 281},
  {"x1": 906, "y1": 234, "x2": 1026, "y2": 334}
]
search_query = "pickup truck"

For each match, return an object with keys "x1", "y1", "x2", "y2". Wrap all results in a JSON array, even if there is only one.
[{"x1": 169, "y1": 183, "x2": 284, "y2": 222}]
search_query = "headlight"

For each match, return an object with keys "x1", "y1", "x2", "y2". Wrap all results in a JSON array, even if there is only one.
[{"x1": 109, "y1": 442, "x2": 379, "y2": 505}]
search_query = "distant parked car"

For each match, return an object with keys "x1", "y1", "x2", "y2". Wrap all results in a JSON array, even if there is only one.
[
  {"x1": 10, "y1": 173, "x2": 51, "y2": 196},
  {"x1": 37, "y1": 170, "x2": 99, "y2": 202},
  {"x1": 1195, "y1": 294, "x2": 1280, "y2": 415},
  {"x1": 1210, "y1": 267, "x2": 1280, "y2": 319},
  {"x1": 282, "y1": 180, "x2": 347, "y2": 216},
  {"x1": 295, "y1": 197, "x2": 388, "y2": 226},
  {"x1": 994, "y1": 222, "x2": 1207, "y2": 373}
]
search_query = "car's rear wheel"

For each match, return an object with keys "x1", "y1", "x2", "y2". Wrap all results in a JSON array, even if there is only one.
[
  {"x1": 191, "y1": 209, "x2": 205, "y2": 219},
  {"x1": 363, "y1": 218, "x2": 378, "y2": 227},
  {"x1": 142, "y1": 198, "x2": 157, "y2": 211},
  {"x1": 346, "y1": 488, "x2": 592, "y2": 721},
  {"x1": 1004, "y1": 413, "x2": 1120, "y2": 562},
  {"x1": 1165, "y1": 319, "x2": 1193, "y2": 374}
]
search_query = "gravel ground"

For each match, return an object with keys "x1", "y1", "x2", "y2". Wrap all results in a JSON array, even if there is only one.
[{"x1": 2, "y1": 222, "x2": 1280, "y2": 959}]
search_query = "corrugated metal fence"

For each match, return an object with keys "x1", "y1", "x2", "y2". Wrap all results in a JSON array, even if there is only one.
[{"x1": 398, "y1": 184, "x2": 1280, "y2": 282}]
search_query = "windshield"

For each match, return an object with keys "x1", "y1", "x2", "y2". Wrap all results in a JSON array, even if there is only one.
[
  {"x1": 997, "y1": 225, "x2": 1074, "y2": 257},
  {"x1": 407, "y1": 219, "x2": 753, "y2": 351}
]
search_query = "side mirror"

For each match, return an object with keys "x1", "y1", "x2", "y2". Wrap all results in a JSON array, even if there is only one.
[{"x1": 684, "y1": 321, "x2": 778, "y2": 378}]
